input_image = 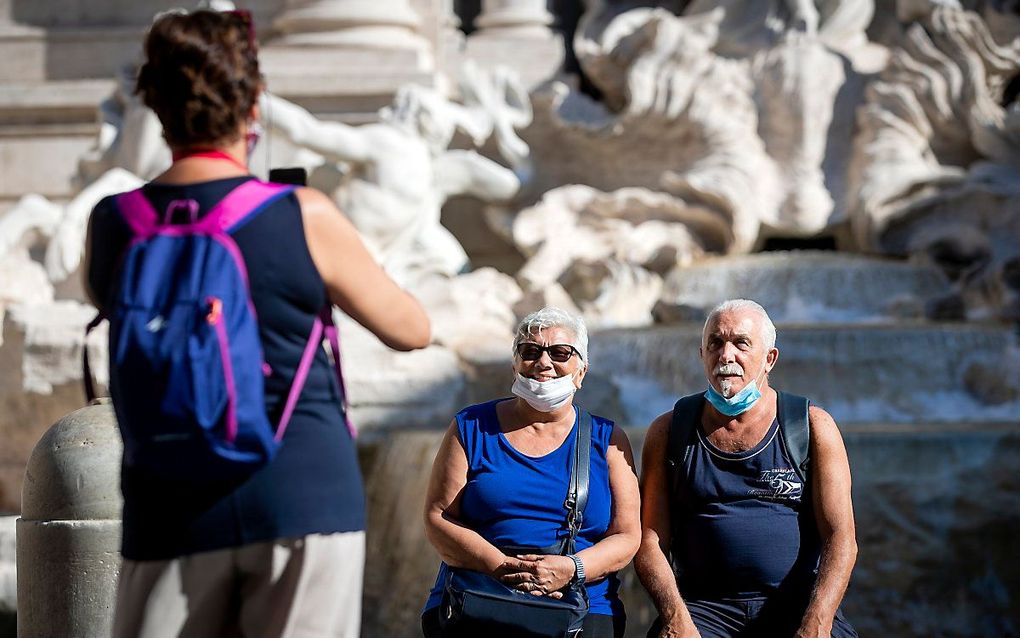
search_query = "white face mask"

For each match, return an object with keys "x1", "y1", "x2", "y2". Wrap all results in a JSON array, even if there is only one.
[{"x1": 511, "y1": 372, "x2": 578, "y2": 412}]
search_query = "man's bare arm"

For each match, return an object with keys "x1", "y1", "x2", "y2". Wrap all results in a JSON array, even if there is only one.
[
  {"x1": 635, "y1": 412, "x2": 702, "y2": 638},
  {"x1": 796, "y1": 406, "x2": 858, "y2": 638}
]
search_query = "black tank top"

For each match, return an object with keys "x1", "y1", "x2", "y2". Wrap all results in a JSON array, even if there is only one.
[
  {"x1": 88, "y1": 176, "x2": 365, "y2": 560},
  {"x1": 671, "y1": 416, "x2": 820, "y2": 599}
]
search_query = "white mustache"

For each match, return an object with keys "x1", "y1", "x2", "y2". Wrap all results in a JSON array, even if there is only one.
[{"x1": 714, "y1": 363, "x2": 744, "y2": 376}]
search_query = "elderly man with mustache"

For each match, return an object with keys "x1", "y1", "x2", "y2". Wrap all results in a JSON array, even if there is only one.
[{"x1": 635, "y1": 299, "x2": 859, "y2": 638}]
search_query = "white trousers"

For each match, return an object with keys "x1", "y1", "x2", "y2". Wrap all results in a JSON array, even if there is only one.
[{"x1": 112, "y1": 531, "x2": 365, "y2": 638}]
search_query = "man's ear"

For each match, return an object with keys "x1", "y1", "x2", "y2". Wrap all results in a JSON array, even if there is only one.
[{"x1": 766, "y1": 347, "x2": 779, "y2": 372}]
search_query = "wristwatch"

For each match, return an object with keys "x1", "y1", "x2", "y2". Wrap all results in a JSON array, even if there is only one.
[{"x1": 567, "y1": 554, "x2": 586, "y2": 586}]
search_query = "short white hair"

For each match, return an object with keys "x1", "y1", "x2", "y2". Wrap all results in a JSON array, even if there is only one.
[
  {"x1": 513, "y1": 307, "x2": 589, "y2": 363},
  {"x1": 703, "y1": 299, "x2": 777, "y2": 350}
]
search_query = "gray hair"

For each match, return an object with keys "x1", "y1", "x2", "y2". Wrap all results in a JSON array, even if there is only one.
[
  {"x1": 703, "y1": 299, "x2": 777, "y2": 350},
  {"x1": 513, "y1": 307, "x2": 589, "y2": 363}
]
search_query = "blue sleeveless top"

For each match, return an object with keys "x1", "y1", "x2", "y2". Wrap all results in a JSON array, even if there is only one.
[
  {"x1": 671, "y1": 417, "x2": 820, "y2": 599},
  {"x1": 87, "y1": 176, "x2": 365, "y2": 560},
  {"x1": 423, "y1": 399, "x2": 623, "y2": 617}
]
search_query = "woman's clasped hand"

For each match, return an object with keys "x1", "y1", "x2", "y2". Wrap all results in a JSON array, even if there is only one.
[{"x1": 496, "y1": 553, "x2": 578, "y2": 598}]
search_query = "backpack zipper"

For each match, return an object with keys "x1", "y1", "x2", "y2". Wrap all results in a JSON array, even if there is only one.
[{"x1": 207, "y1": 296, "x2": 238, "y2": 443}]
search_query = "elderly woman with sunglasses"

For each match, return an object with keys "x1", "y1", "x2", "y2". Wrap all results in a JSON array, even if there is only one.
[{"x1": 421, "y1": 307, "x2": 641, "y2": 638}]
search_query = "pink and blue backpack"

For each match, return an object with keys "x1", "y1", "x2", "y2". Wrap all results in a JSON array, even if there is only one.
[{"x1": 84, "y1": 180, "x2": 355, "y2": 481}]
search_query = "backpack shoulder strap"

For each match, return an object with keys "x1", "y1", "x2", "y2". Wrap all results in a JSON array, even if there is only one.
[
  {"x1": 212, "y1": 180, "x2": 296, "y2": 232},
  {"x1": 114, "y1": 188, "x2": 159, "y2": 237},
  {"x1": 667, "y1": 393, "x2": 705, "y2": 474},
  {"x1": 777, "y1": 391, "x2": 811, "y2": 485}
]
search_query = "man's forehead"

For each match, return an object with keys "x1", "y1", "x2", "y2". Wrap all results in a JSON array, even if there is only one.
[{"x1": 704, "y1": 310, "x2": 762, "y2": 338}]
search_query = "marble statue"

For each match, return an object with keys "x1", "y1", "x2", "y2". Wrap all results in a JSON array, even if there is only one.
[
  {"x1": 851, "y1": 3, "x2": 1020, "y2": 319},
  {"x1": 504, "y1": 184, "x2": 722, "y2": 327},
  {"x1": 76, "y1": 64, "x2": 171, "y2": 188},
  {"x1": 0, "y1": 170, "x2": 144, "y2": 285},
  {"x1": 262, "y1": 64, "x2": 533, "y2": 283},
  {"x1": 485, "y1": 0, "x2": 884, "y2": 325},
  {"x1": 573, "y1": 0, "x2": 876, "y2": 238},
  {"x1": 566, "y1": 7, "x2": 777, "y2": 252},
  {"x1": 681, "y1": 0, "x2": 875, "y2": 57}
]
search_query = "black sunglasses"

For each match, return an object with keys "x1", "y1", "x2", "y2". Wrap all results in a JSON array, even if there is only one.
[{"x1": 515, "y1": 342, "x2": 580, "y2": 363}]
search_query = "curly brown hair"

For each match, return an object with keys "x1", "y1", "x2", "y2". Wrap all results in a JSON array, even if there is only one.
[{"x1": 136, "y1": 10, "x2": 261, "y2": 149}]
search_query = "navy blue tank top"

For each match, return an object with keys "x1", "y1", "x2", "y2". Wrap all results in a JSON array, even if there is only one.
[
  {"x1": 671, "y1": 417, "x2": 820, "y2": 599},
  {"x1": 87, "y1": 176, "x2": 365, "y2": 560},
  {"x1": 423, "y1": 399, "x2": 624, "y2": 617}
]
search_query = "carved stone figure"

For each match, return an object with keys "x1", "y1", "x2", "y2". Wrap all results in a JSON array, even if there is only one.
[
  {"x1": 0, "y1": 169, "x2": 145, "y2": 286},
  {"x1": 76, "y1": 64, "x2": 171, "y2": 188},
  {"x1": 851, "y1": 3, "x2": 1020, "y2": 318},
  {"x1": 505, "y1": 184, "x2": 725, "y2": 327},
  {"x1": 545, "y1": 0, "x2": 871, "y2": 254},
  {"x1": 262, "y1": 64, "x2": 532, "y2": 283},
  {"x1": 566, "y1": 8, "x2": 778, "y2": 252}
]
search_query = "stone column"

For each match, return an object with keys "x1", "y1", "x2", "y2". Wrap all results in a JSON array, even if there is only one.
[
  {"x1": 272, "y1": 0, "x2": 427, "y2": 50},
  {"x1": 457, "y1": 0, "x2": 562, "y2": 90},
  {"x1": 473, "y1": 0, "x2": 553, "y2": 38},
  {"x1": 262, "y1": 0, "x2": 437, "y2": 121},
  {"x1": 16, "y1": 401, "x2": 123, "y2": 637}
]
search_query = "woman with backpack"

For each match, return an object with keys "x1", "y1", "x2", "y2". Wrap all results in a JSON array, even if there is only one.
[{"x1": 83, "y1": 10, "x2": 430, "y2": 638}]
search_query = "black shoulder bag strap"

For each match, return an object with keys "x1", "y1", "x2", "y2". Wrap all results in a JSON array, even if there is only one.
[
  {"x1": 666, "y1": 393, "x2": 705, "y2": 489},
  {"x1": 564, "y1": 409, "x2": 592, "y2": 555},
  {"x1": 777, "y1": 391, "x2": 811, "y2": 485}
]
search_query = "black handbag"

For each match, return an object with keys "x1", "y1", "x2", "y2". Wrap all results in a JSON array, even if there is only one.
[{"x1": 438, "y1": 410, "x2": 593, "y2": 638}]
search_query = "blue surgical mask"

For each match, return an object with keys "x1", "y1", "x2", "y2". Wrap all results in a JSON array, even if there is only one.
[{"x1": 704, "y1": 367, "x2": 767, "y2": 416}]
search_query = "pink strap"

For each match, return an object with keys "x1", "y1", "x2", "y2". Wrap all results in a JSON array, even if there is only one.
[
  {"x1": 275, "y1": 318, "x2": 323, "y2": 442},
  {"x1": 210, "y1": 180, "x2": 294, "y2": 231},
  {"x1": 114, "y1": 181, "x2": 292, "y2": 237},
  {"x1": 274, "y1": 307, "x2": 357, "y2": 442},
  {"x1": 115, "y1": 189, "x2": 160, "y2": 237},
  {"x1": 322, "y1": 309, "x2": 357, "y2": 438}
]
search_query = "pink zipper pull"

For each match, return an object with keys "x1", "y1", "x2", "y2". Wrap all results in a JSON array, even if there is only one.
[{"x1": 206, "y1": 296, "x2": 223, "y2": 324}]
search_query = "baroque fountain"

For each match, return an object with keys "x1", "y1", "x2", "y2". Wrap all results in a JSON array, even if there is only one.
[{"x1": 0, "y1": 0, "x2": 1018, "y2": 635}]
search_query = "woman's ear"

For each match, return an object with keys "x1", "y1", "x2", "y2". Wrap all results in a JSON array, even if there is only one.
[{"x1": 574, "y1": 363, "x2": 588, "y2": 389}]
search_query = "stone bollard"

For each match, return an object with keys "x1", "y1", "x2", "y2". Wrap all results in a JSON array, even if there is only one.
[{"x1": 16, "y1": 401, "x2": 123, "y2": 637}]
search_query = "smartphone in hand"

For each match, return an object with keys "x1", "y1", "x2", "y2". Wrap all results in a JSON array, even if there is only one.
[{"x1": 268, "y1": 167, "x2": 308, "y2": 186}]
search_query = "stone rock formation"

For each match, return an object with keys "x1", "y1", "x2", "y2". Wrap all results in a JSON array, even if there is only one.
[
  {"x1": 518, "y1": 0, "x2": 874, "y2": 258},
  {"x1": 503, "y1": 185, "x2": 720, "y2": 327},
  {"x1": 851, "y1": 3, "x2": 1020, "y2": 320}
]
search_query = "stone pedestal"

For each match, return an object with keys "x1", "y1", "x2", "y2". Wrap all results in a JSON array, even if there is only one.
[
  {"x1": 0, "y1": 80, "x2": 108, "y2": 214},
  {"x1": 263, "y1": 0, "x2": 437, "y2": 121},
  {"x1": 455, "y1": 0, "x2": 563, "y2": 90},
  {"x1": 273, "y1": 0, "x2": 427, "y2": 49},
  {"x1": 16, "y1": 402, "x2": 123, "y2": 637},
  {"x1": 474, "y1": 0, "x2": 552, "y2": 37}
]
